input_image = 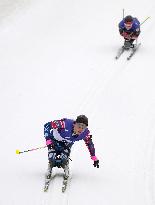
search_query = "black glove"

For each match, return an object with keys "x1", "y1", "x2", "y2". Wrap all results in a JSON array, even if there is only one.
[{"x1": 93, "y1": 160, "x2": 99, "y2": 168}]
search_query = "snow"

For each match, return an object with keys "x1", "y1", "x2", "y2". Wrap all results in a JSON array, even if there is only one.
[{"x1": 0, "y1": 0, "x2": 155, "y2": 204}]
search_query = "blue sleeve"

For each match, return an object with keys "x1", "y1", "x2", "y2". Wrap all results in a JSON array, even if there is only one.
[
  {"x1": 118, "y1": 20, "x2": 124, "y2": 29},
  {"x1": 84, "y1": 135, "x2": 95, "y2": 157},
  {"x1": 134, "y1": 18, "x2": 140, "y2": 26},
  {"x1": 133, "y1": 19, "x2": 141, "y2": 35},
  {"x1": 118, "y1": 20, "x2": 125, "y2": 34},
  {"x1": 44, "y1": 122, "x2": 52, "y2": 140}
]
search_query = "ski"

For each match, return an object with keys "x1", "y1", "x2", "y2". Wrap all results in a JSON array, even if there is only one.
[
  {"x1": 44, "y1": 175, "x2": 69, "y2": 192},
  {"x1": 62, "y1": 177, "x2": 68, "y2": 193},
  {"x1": 44, "y1": 177, "x2": 51, "y2": 192},
  {"x1": 127, "y1": 43, "x2": 141, "y2": 60},
  {"x1": 115, "y1": 42, "x2": 141, "y2": 60},
  {"x1": 115, "y1": 46, "x2": 125, "y2": 59}
]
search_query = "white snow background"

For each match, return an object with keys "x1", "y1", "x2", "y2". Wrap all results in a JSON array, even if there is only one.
[{"x1": 0, "y1": 0, "x2": 155, "y2": 205}]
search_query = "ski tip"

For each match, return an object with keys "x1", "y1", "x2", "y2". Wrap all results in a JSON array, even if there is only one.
[
  {"x1": 16, "y1": 150, "x2": 20, "y2": 154},
  {"x1": 44, "y1": 186, "x2": 49, "y2": 192},
  {"x1": 62, "y1": 188, "x2": 65, "y2": 193}
]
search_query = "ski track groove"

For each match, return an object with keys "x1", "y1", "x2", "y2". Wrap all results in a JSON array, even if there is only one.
[
  {"x1": 144, "y1": 108, "x2": 155, "y2": 205},
  {"x1": 76, "y1": 54, "x2": 131, "y2": 116}
]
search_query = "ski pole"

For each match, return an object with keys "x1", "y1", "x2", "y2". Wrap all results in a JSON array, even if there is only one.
[
  {"x1": 140, "y1": 16, "x2": 150, "y2": 25},
  {"x1": 16, "y1": 146, "x2": 72, "y2": 161},
  {"x1": 16, "y1": 145, "x2": 47, "y2": 154},
  {"x1": 123, "y1": 8, "x2": 125, "y2": 19}
]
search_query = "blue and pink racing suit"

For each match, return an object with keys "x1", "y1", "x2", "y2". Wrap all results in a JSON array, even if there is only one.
[
  {"x1": 118, "y1": 17, "x2": 141, "y2": 39},
  {"x1": 44, "y1": 118, "x2": 96, "y2": 166}
]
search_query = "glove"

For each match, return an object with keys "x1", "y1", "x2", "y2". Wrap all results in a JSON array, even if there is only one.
[
  {"x1": 93, "y1": 160, "x2": 99, "y2": 168},
  {"x1": 46, "y1": 139, "x2": 52, "y2": 146},
  {"x1": 91, "y1": 156, "x2": 99, "y2": 168},
  {"x1": 122, "y1": 32, "x2": 131, "y2": 40}
]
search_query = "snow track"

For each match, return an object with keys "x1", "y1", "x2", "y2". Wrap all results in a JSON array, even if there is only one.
[{"x1": 0, "y1": 0, "x2": 155, "y2": 205}]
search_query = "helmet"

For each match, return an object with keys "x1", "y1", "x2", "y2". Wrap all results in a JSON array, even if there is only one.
[
  {"x1": 124, "y1": 15, "x2": 133, "y2": 23},
  {"x1": 76, "y1": 115, "x2": 88, "y2": 126}
]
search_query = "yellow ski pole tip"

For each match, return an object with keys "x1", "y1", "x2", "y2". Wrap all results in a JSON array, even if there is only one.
[{"x1": 16, "y1": 150, "x2": 20, "y2": 154}]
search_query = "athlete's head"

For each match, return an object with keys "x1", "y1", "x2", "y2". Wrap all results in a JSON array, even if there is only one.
[
  {"x1": 124, "y1": 15, "x2": 133, "y2": 30},
  {"x1": 74, "y1": 115, "x2": 88, "y2": 135}
]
